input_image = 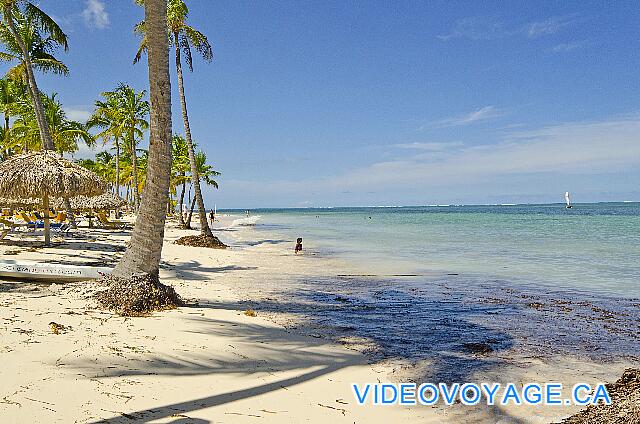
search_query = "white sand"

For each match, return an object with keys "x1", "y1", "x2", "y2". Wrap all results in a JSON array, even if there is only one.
[{"x1": 0, "y1": 215, "x2": 635, "y2": 423}]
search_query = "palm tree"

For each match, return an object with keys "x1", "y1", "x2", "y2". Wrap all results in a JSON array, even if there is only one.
[
  {"x1": 88, "y1": 94, "x2": 126, "y2": 197},
  {"x1": 79, "y1": 151, "x2": 115, "y2": 188},
  {"x1": 113, "y1": 0, "x2": 173, "y2": 278},
  {"x1": 0, "y1": 77, "x2": 26, "y2": 158},
  {"x1": 95, "y1": 84, "x2": 149, "y2": 210},
  {"x1": 171, "y1": 134, "x2": 190, "y2": 226},
  {"x1": 0, "y1": 1, "x2": 68, "y2": 151},
  {"x1": 185, "y1": 150, "x2": 219, "y2": 226},
  {"x1": 0, "y1": 77, "x2": 24, "y2": 130},
  {"x1": 134, "y1": 0, "x2": 215, "y2": 238},
  {"x1": 11, "y1": 92, "x2": 94, "y2": 154}
]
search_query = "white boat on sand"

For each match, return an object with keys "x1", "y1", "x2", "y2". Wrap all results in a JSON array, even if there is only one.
[{"x1": 0, "y1": 260, "x2": 111, "y2": 282}]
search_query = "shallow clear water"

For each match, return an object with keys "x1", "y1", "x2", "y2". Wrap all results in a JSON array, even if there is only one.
[{"x1": 244, "y1": 203, "x2": 640, "y2": 297}]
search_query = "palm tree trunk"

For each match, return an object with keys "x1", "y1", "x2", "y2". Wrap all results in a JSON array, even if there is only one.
[
  {"x1": 130, "y1": 134, "x2": 140, "y2": 210},
  {"x1": 187, "y1": 195, "x2": 196, "y2": 227},
  {"x1": 113, "y1": 0, "x2": 172, "y2": 278},
  {"x1": 115, "y1": 140, "x2": 120, "y2": 196},
  {"x1": 178, "y1": 178, "x2": 185, "y2": 226},
  {"x1": 43, "y1": 194, "x2": 50, "y2": 245},
  {"x1": 4, "y1": 7, "x2": 55, "y2": 151},
  {"x1": 174, "y1": 33, "x2": 213, "y2": 238}
]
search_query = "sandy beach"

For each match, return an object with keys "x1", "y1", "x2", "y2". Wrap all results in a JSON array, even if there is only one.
[{"x1": 0, "y1": 215, "x2": 635, "y2": 423}]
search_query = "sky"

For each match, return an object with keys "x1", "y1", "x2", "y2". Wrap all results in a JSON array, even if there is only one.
[{"x1": 4, "y1": 0, "x2": 640, "y2": 207}]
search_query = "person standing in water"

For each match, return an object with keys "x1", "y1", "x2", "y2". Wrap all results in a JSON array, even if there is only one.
[{"x1": 295, "y1": 237, "x2": 303, "y2": 254}]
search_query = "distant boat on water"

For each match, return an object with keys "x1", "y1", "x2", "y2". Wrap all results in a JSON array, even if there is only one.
[{"x1": 565, "y1": 192, "x2": 572, "y2": 209}]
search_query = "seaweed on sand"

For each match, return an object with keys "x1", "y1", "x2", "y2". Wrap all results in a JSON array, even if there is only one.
[
  {"x1": 175, "y1": 234, "x2": 227, "y2": 249},
  {"x1": 559, "y1": 368, "x2": 640, "y2": 424},
  {"x1": 95, "y1": 274, "x2": 182, "y2": 316}
]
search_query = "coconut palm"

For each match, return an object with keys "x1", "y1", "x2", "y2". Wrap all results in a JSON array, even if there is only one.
[
  {"x1": 185, "y1": 149, "x2": 219, "y2": 226},
  {"x1": 79, "y1": 151, "x2": 116, "y2": 190},
  {"x1": 0, "y1": 77, "x2": 26, "y2": 140},
  {"x1": 134, "y1": 0, "x2": 215, "y2": 238},
  {"x1": 96, "y1": 84, "x2": 149, "y2": 210},
  {"x1": 170, "y1": 134, "x2": 190, "y2": 226},
  {"x1": 88, "y1": 93, "x2": 126, "y2": 197},
  {"x1": 113, "y1": 0, "x2": 173, "y2": 278},
  {"x1": 0, "y1": 1, "x2": 68, "y2": 151},
  {"x1": 0, "y1": 77, "x2": 26, "y2": 158},
  {"x1": 11, "y1": 92, "x2": 94, "y2": 154}
]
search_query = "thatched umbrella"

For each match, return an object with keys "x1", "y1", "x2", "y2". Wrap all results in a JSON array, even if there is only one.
[
  {"x1": 51, "y1": 193, "x2": 126, "y2": 212},
  {"x1": 70, "y1": 193, "x2": 127, "y2": 211},
  {"x1": 0, "y1": 197, "x2": 41, "y2": 209},
  {"x1": 0, "y1": 151, "x2": 106, "y2": 244}
]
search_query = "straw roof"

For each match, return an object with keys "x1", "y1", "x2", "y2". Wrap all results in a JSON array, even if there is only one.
[
  {"x1": 59, "y1": 193, "x2": 127, "y2": 211},
  {"x1": 0, "y1": 193, "x2": 126, "y2": 211},
  {"x1": 0, "y1": 197, "x2": 41, "y2": 209},
  {"x1": 0, "y1": 151, "x2": 106, "y2": 199}
]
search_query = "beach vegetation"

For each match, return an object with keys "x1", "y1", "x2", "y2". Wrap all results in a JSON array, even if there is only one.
[{"x1": 0, "y1": 1, "x2": 68, "y2": 151}]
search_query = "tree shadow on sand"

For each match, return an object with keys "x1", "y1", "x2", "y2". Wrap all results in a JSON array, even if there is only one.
[
  {"x1": 160, "y1": 260, "x2": 258, "y2": 281},
  {"x1": 72, "y1": 316, "x2": 365, "y2": 423},
  {"x1": 68, "y1": 284, "x2": 525, "y2": 424}
]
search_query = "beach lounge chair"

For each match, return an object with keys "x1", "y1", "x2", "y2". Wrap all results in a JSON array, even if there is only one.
[
  {"x1": 18, "y1": 211, "x2": 38, "y2": 229},
  {"x1": 96, "y1": 212, "x2": 128, "y2": 229},
  {"x1": 53, "y1": 212, "x2": 66, "y2": 224},
  {"x1": 0, "y1": 218, "x2": 16, "y2": 240}
]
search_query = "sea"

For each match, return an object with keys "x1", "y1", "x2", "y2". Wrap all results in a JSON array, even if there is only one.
[{"x1": 221, "y1": 203, "x2": 640, "y2": 381}]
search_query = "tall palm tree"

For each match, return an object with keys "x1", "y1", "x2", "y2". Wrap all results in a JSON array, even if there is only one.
[
  {"x1": 113, "y1": 0, "x2": 173, "y2": 278},
  {"x1": 0, "y1": 77, "x2": 24, "y2": 130},
  {"x1": 134, "y1": 0, "x2": 215, "y2": 238},
  {"x1": 95, "y1": 84, "x2": 149, "y2": 210},
  {"x1": 88, "y1": 94, "x2": 126, "y2": 197},
  {"x1": 171, "y1": 134, "x2": 190, "y2": 226},
  {"x1": 0, "y1": 76, "x2": 26, "y2": 158},
  {"x1": 0, "y1": 1, "x2": 68, "y2": 151},
  {"x1": 185, "y1": 150, "x2": 219, "y2": 226}
]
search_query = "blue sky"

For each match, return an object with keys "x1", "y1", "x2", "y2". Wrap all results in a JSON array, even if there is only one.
[{"x1": 7, "y1": 0, "x2": 640, "y2": 207}]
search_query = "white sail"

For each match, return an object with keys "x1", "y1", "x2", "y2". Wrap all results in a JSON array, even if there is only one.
[{"x1": 565, "y1": 192, "x2": 571, "y2": 207}]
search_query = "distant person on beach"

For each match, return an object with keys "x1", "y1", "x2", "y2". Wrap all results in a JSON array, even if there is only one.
[
  {"x1": 209, "y1": 209, "x2": 215, "y2": 226},
  {"x1": 295, "y1": 237, "x2": 303, "y2": 254}
]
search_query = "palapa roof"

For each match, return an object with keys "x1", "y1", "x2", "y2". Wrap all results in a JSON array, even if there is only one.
[
  {"x1": 0, "y1": 151, "x2": 106, "y2": 199},
  {"x1": 58, "y1": 193, "x2": 127, "y2": 211},
  {"x1": 0, "y1": 197, "x2": 41, "y2": 209},
  {"x1": 0, "y1": 193, "x2": 126, "y2": 211}
]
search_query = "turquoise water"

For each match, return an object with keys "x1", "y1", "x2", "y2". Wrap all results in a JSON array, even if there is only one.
[{"x1": 245, "y1": 203, "x2": 640, "y2": 297}]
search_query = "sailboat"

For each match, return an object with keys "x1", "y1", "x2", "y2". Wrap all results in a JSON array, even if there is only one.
[{"x1": 565, "y1": 192, "x2": 572, "y2": 209}]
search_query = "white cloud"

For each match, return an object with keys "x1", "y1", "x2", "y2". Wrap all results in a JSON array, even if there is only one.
[
  {"x1": 551, "y1": 41, "x2": 583, "y2": 53},
  {"x1": 527, "y1": 16, "x2": 577, "y2": 38},
  {"x1": 439, "y1": 15, "x2": 580, "y2": 42},
  {"x1": 420, "y1": 106, "x2": 502, "y2": 130},
  {"x1": 63, "y1": 107, "x2": 92, "y2": 123},
  {"x1": 438, "y1": 17, "x2": 506, "y2": 41},
  {"x1": 393, "y1": 142, "x2": 464, "y2": 152},
  {"x1": 82, "y1": 0, "x2": 109, "y2": 30}
]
